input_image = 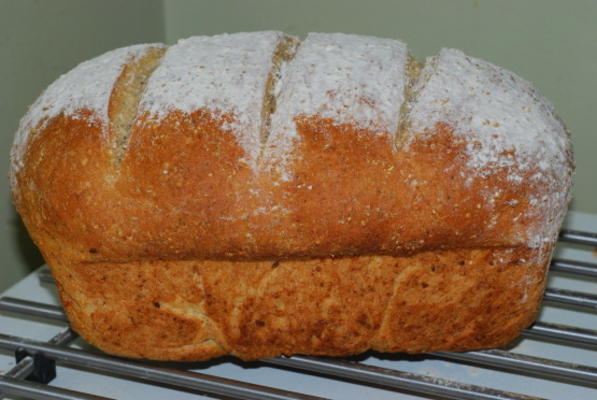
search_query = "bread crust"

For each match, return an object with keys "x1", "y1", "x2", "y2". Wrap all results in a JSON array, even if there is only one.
[
  {"x1": 11, "y1": 32, "x2": 573, "y2": 360},
  {"x1": 15, "y1": 115, "x2": 557, "y2": 261},
  {"x1": 44, "y1": 244, "x2": 548, "y2": 361}
]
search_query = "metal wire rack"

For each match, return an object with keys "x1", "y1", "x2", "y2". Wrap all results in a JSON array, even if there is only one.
[{"x1": 0, "y1": 229, "x2": 596, "y2": 400}]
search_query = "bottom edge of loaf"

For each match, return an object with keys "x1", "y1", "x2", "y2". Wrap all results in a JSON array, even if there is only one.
[{"x1": 44, "y1": 246, "x2": 550, "y2": 361}]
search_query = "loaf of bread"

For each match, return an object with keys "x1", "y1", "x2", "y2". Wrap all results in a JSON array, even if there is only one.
[{"x1": 10, "y1": 31, "x2": 573, "y2": 361}]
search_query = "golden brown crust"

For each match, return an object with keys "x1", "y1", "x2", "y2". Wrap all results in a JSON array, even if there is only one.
[
  {"x1": 15, "y1": 115, "x2": 547, "y2": 262},
  {"x1": 43, "y1": 244, "x2": 548, "y2": 361}
]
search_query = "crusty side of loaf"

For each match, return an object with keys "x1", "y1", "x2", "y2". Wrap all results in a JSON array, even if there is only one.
[
  {"x1": 42, "y1": 242, "x2": 549, "y2": 361},
  {"x1": 10, "y1": 32, "x2": 573, "y2": 360}
]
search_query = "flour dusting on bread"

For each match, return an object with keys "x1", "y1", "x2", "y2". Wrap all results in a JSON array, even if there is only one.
[
  {"x1": 408, "y1": 48, "x2": 570, "y2": 181},
  {"x1": 137, "y1": 32, "x2": 288, "y2": 166},
  {"x1": 11, "y1": 44, "x2": 158, "y2": 172},
  {"x1": 266, "y1": 32, "x2": 409, "y2": 181},
  {"x1": 407, "y1": 48, "x2": 573, "y2": 247}
]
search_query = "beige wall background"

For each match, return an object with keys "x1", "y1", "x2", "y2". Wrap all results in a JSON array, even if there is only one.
[{"x1": 1, "y1": 0, "x2": 595, "y2": 291}]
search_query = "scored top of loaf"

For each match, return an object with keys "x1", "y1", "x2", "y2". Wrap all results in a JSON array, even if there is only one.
[
  {"x1": 271, "y1": 32, "x2": 408, "y2": 136},
  {"x1": 12, "y1": 31, "x2": 570, "y2": 181},
  {"x1": 408, "y1": 48, "x2": 570, "y2": 182},
  {"x1": 137, "y1": 31, "x2": 286, "y2": 164},
  {"x1": 403, "y1": 48, "x2": 573, "y2": 247},
  {"x1": 11, "y1": 44, "x2": 162, "y2": 172},
  {"x1": 266, "y1": 33, "x2": 409, "y2": 181},
  {"x1": 10, "y1": 31, "x2": 573, "y2": 256}
]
